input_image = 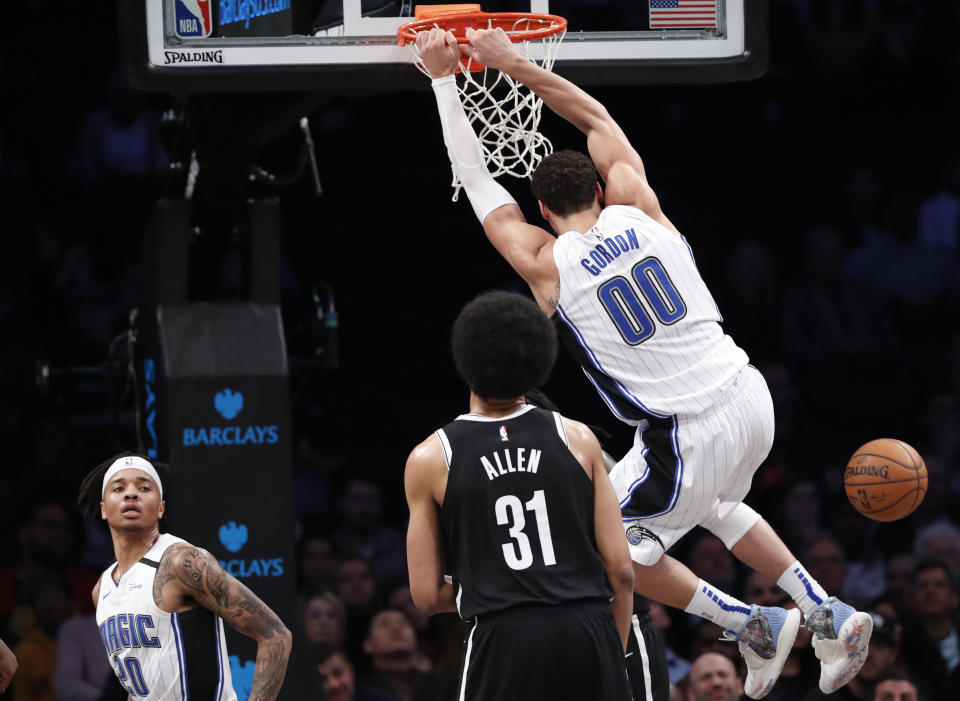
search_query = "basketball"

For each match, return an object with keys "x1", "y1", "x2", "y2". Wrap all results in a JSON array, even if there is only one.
[{"x1": 844, "y1": 438, "x2": 927, "y2": 521}]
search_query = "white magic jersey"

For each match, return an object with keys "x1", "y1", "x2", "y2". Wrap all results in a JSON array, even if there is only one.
[
  {"x1": 96, "y1": 533, "x2": 236, "y2": 701},
  {"x1": 552, "y1": 204, "x2": 749, "y2": 421}
]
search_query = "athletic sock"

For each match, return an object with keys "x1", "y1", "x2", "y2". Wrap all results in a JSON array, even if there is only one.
[
  {"x1": 684, "y1": 578, "x2": 753, "y2": 632},
  {"x1": 777, "y1": 560, "x2": 829, "y2": 618}
]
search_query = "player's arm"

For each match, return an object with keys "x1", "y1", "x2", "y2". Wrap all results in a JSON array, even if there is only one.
[
  {"x1": 0, "y1": 637, "x2": 18, "y2": 695},
  {"x1": 156, "y1": 544, "x2": 291, "y2": 701},
  {"x1": 404, "y1": 434, "x2": 457, "y2": 615},
  {"x1": 416, "y1": 28, "x2": 560, "y2": 310},
  {"x1": 562, "y1": 418, "x2": 634, "y2": 649},
  {"x1": 462, "y1": 28, "x2": 677, "y2": 232}
]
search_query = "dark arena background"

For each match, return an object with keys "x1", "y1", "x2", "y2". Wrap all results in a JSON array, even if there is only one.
[{"x1": 1, "y1": 2, "x2": 960, "y2": 701}]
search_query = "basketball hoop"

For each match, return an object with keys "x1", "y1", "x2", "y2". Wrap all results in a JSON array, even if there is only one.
[{"x1": 398, "y1": 7, "x2": 567, "y2": 200}]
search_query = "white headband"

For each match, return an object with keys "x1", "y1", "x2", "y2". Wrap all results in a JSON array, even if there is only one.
[{"x1": 102, "y1": 455, "x2": 163, "y2": 500}]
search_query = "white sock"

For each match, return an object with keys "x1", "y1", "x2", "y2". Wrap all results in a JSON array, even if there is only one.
[
  {"x1": 777, "y1": 560, "x2": 829, "y2": 618},
  {"x1": 685, "y1": 579, "x2": 753, "y2": 632}
]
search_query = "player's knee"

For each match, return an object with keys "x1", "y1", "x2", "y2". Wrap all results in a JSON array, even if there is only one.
[{"x1": 705, "y1": 503, "x2": 761, "y2": 549}]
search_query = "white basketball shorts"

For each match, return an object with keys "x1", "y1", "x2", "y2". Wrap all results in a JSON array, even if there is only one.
[{"x1": 609, "y1": 365, "x2": 774, "y2": 565}]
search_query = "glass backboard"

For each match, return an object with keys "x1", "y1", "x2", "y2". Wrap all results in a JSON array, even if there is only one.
[{"x1": 119, "y1": 1, "x2": 767, "y2": 92}]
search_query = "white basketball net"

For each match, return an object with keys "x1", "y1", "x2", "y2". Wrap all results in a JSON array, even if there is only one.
[{"x1": 412, "y1": 18, "x2": 566, "y2": 201}]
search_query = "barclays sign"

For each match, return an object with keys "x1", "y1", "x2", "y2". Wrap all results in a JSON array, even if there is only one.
[
  {"x1": 215, "y1": 388, "x2": 244, "y2": 419},
  {"x1": 218, "y1": 521, "x2": 285, "y2": 579},
  {"x1": 182, "y1": 388, "x2": 279, "y2": 447}
]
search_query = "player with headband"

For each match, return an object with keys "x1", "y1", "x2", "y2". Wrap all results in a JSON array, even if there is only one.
[
  {"x1": 415, "y1": 26, "x2": 873, "y2": 699},
  {"x1": 77, "y1": 452, "x2": 291, "y2": 701}
]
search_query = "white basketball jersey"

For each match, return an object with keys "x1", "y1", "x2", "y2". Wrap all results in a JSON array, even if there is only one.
[
  {"x1": 96, "y1": 533, "x2": 236, "y2": 701},
  {"x1": 552, "y1": 205, "x2": 749, "y2": 422}
]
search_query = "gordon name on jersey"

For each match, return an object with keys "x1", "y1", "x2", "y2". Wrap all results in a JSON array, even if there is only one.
[
  {"x1": 575, "y1": 226, "x2": 644, "y2": 277},
  {"x1": 552, "y1": 204, "x2": 749, "y2": 420}
]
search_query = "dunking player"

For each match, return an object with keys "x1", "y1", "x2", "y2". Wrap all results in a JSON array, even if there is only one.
[
  {"x1": 415, "y1": 27, "x2": 872, "y2": 698},
  {"x1": 78, "y1": 453, "x2": 291, "y2": 701},
  {"x1": 404, "y1": 290, "x2": 634, "y2": 700}
]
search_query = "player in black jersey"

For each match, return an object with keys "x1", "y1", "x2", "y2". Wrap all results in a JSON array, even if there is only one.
[{"x1": 404, "y1": 290, "x2": 634, "y2": 701}]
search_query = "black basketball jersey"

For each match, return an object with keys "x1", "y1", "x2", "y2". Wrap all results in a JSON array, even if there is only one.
[{"x1": 437, "y1": 405, "x2": 613, "y2": 619}]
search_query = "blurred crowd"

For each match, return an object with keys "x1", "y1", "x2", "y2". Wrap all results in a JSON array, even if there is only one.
[{"x1": 1, "y1": 1, "x2": 959, "y2": 700}]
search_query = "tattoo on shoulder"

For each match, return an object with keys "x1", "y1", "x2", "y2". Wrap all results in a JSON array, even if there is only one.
[
  {"x1": 154, "y1": 542, "x2": 290, "y2": 698},
  {"x1": 153, "y1": 543, "x2": 204, "y2": 605},
  {"x1": 161, "y1": 543, "x2": 287, "y2": 639}
]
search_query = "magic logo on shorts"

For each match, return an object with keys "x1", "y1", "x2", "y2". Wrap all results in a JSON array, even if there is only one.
[
  {"x1": 625, "y1": 524, "x2": 664, "y2": 549},
  {"x1": 181, "y1": 388, "x2": 280, "y2": 447},
  {"x1": 174, "y1": 0, "x2": 213, "y2": 38}
]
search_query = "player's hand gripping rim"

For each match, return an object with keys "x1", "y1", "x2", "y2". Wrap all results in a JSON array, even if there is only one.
[{"x1": 415, "y1": 27, "x2": 461, "y2": 79}]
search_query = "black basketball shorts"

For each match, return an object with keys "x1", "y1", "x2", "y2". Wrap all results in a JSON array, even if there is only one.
[
  {"x1": 625, "y1": 596, "x2": 671, "y2": 701},
  {"x1": 457, "y1": 599, "x2": 632, "y2": 701}
]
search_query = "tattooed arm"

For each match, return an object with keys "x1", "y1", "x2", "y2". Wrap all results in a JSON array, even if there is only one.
[
  {"x1": 155, "y1": 544, "x2": 292, "y2": 701},
  {"x1": 0, "y1": 637, "x2": 18, "y2": 695}
]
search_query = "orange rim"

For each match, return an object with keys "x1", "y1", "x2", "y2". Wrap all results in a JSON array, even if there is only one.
[{"x1": 397, "y1": 11, "x2": 567, "y2": 46}]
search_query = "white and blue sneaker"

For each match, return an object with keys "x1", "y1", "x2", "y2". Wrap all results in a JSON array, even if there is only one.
[
  {"x1": 724, "y1": 605, "x2": 802, "y2": 699},
  {"x1": 805, "y1": 597, "x2": 873, "y2": 694}
]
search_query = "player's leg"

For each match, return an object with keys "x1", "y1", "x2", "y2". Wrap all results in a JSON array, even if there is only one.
[
  {"x1": 631, "y1": 549, "x2": 800, "y2": 700},
  {"x1": 725, "y1": 520, "x2": 873, "y2": 694},
  {"x1": 625, "y1": 595, "x2": 671, "y2": 701},
  {"x1": 611, "y1": 378, "x2": 800, "y2": 699},
  {"x1": 707, "y1": 365, "x2": 873, "y2": 694}
]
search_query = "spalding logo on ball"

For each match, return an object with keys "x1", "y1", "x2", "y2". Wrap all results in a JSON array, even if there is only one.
[{"x1": 844, "y1": 438, "x2": 927, "y2": 521}]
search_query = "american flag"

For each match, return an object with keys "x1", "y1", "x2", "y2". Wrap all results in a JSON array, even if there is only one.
[{"x1": 649, "y1": 0, "x2": 717, "y2": 28}]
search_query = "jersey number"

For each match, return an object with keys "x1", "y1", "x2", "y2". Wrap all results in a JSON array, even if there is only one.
[
  {"x1": 597, "y1": 257, "x2": 686, "y2": 345},
  {"x1": 495, "y1": 490, "x2": 557, "y2": 570},
  {"x1": 113, "y1": 655, "x2": 150, "y2": 697}
]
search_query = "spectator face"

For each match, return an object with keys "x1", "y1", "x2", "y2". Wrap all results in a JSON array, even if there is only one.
[
  {"x1": 858, "y1": 634, "x2": 899, "y2": 683},
  {"x1": 300, "y1": 536, "x2": 337, "y2": 589},
  {"x1": 317, "y1": 652, "x2": 355, "y2": 701},
  {"x1": 34, "y1": 580, "x2": 73, "y2": 634},
  {"x1": 649, "y1": 601, "x2": 671, "y2": 631},
  {"x1": 918, "y1": 535, "x2": 960, "y2": 581},
  {"x1": 783, "y1": 482, "x2": 820, "y2": 532},
  {"x1": 335, "y1": 559, "x2": 377, "y2": 608},
  {"x1": 22, "y1": 503, "x2": 76, "y2": 567},
  {"x1": 387, "y1": 585, "x2": 430, "y2": 632},
  {"x1": 804, "y1": 537, "x2": 847, "y2": 595},
  {"x1": 686, "y1": 652, "x2": 743, "y2": 701},
  {"x1": 689, "y1": 534, "x2": 737, "y2": 592},
  {"x1": 690, "y1": 621, "x2": 740, "y2": 669},
  {"x1": 340, "y1": 481, "x2": 382, "y2": 531},
  {"x1": 874, "y1": 679, "x2": 919, "y2": 701},
  {"x1": 364, "y1": 610, "x2": 417, "y2": 658},
  {"x1": 911, "y1": 566, "x2": 959, "y2": 617},
  {"x1": 744, "y1": 571, "x2": 785, "y2": 607},
  {"x1": 303, "y1": 594, "x2": 344, "y2": 645},
  {"x1": 885, "y1": 554, "x2": 914, "y2": 602}
]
